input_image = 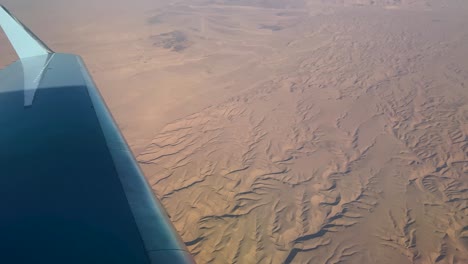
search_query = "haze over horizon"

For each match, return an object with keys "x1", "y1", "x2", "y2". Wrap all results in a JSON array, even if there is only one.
[{"x1": 2, "y1": 1, "x2": 468, "y2": 263}]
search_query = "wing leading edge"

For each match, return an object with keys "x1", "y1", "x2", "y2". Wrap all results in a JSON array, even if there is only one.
[{"x1": 0, "y1": 5, "x2": 194, "y2": 264}]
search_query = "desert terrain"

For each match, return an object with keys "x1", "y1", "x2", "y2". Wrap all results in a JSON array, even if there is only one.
[{"x1": 2, "y1": 0, "x2": 468, "y2": 263}]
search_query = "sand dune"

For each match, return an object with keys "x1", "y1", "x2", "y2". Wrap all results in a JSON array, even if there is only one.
[{"x1": 134, "y1": 1, "x2": 468, "y2": 263}]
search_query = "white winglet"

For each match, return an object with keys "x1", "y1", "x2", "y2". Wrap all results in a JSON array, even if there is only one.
[{"x1": 0, "y1": 5, "x2": 52, "y2": 59}]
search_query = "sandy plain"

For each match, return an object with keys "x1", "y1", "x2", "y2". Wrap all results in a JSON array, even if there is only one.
[{"x1": 2, "y1": 0, "x2": 468, "y2": 263}]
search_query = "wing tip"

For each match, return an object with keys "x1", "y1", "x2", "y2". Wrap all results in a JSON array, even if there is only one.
[{"x1": 0, "y1": 5, "x2": 53, "y2": 59}]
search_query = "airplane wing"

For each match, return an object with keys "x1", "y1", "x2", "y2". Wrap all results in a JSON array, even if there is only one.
[{"x1": 0, "y1": 5, "x2": 194, "y2": 264}]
